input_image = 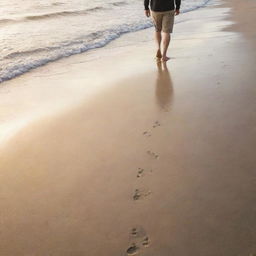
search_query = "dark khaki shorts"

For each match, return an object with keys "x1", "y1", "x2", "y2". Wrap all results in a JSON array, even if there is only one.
[{"x1": 151, "y1": 10, "x2": 175, "y2": 33}]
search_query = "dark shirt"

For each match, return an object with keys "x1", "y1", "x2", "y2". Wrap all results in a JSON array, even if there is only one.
[{"x1": 144, "y1": 0, "x2": 181, "y2": 12}]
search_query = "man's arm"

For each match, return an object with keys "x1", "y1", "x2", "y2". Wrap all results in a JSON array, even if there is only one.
[
  {"x1": 175, "y1": 0, "x2": 181, "y2": 10},
  {"x1": 175, "y1": 0, "x2": 181, "y2": 15},
  {"x1": 144, "y1": 0, "x2": 150, "y2": 10},
  {"x1": 144, "y1": 0, "x2": 150, "y2": 17}
]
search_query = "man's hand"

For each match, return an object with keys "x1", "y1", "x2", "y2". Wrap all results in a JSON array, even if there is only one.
[
  {"x1": 145, "y1": 9, "x2": 150, "y2": 17},
  {"x1": 175, "y1": 9, "x2": 180, "y2": 15}
]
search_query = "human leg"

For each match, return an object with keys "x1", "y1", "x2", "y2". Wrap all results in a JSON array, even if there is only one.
[
  {"x1": 162, "y1": 32, "x2": 171, "y2": 61},
  {"x1": 155, "y1": 31, "x2": 162, "y2": 58},
  {"x1": 151, "y1": 11, "x2": 163, "y2": 58},
  {"x1": 161, "y1": 11, "x2": 175, "y2": 61}
]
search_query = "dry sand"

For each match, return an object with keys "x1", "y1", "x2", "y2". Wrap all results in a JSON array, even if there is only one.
[{"x1": 1, "y1": 0, "x2": 256, "y2": 255}]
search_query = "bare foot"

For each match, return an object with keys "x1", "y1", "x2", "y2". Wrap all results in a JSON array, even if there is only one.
[
  {"x1": 156, "y1": 49, "x2": 162, "y2": 59},
  {"x1": 162, "y1": 56, "x2": 170, "y2": 62}
]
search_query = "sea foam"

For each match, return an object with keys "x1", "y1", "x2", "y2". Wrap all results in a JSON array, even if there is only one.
[{"x1": 0, "y1": 0, "x2": 211, "y2": 83}]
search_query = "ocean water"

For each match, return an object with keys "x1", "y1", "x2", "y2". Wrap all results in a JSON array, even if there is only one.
[{"x1": 0, "y1": 0, "x2": 211, "y2": 83}]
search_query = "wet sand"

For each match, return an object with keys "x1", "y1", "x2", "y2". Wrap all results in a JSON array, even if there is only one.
[{"x1": 1, "y1": 0, "x2": 256, "y2": 255}]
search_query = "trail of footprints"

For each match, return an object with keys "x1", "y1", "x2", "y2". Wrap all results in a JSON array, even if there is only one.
[
  {"x1": 126, "y1": 121, "x2": 161, "y2": 255},
  {"x1": 126, "y1": 119, "x2": 256, "y2": 255}
]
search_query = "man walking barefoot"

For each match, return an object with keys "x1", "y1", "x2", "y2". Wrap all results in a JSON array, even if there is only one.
[{"x1": 144, "y1": 0, "x2": 181, "y2": 61}]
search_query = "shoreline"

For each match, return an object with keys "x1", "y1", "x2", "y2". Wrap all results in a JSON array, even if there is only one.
[
  {"x1": 1, "y1": 0, "x2": 256, "y2": 255},
  {"x1": 0, "y1": 0, "x2": 211, "y2": 85},
  {"x1": 0, "y1": 0, "x2": 223, "y2": 147}
]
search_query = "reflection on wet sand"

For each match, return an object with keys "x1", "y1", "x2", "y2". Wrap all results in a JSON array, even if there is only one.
[{"x1": 155, "y1": 61, "x2": 173, "y2": 111}]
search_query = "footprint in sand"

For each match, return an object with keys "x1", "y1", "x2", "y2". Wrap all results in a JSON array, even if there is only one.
[
  {"x1": 147, "y1": 150, "x2": 159, "y2": 159},
  {"x1": 152, "y1": 120, "x2": 161, "y2": 128},
  {"x1": 133, "y1": 189, "x2": 151, "y2": 201},
  {"x1": 142, "y1": 236, "x2": 150, "y2": 247},
  {"x1": 126, "y1": 227, "x2": 150, "y2": 255},
  {"x1": 126, "y1": 244, "x2": 139, "y2": 255},
  {"x1": 142, "y1": 131, "x2": 152, "y2": 137},
  {"x1": 130, "y1": 226, "x2": 146, "y2": 238},
  {"x1": 137, "y1": 168, "x2": 145, "y2": 178},
  {"x1": 137, "y1": 168, "x2": 153, "y2": 178}
]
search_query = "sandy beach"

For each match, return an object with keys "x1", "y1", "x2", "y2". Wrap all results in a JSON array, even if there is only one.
[{"x1": 1, "y1": 0, "x2": 256, "y2": 255}]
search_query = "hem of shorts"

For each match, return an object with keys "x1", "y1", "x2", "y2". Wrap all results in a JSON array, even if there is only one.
[
  {"x1": 154, "y1": 29, "x2": 173, "y2": 33},
  {"x1": 150, "y1": 9, "x2": 175, "y2": 13}
]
